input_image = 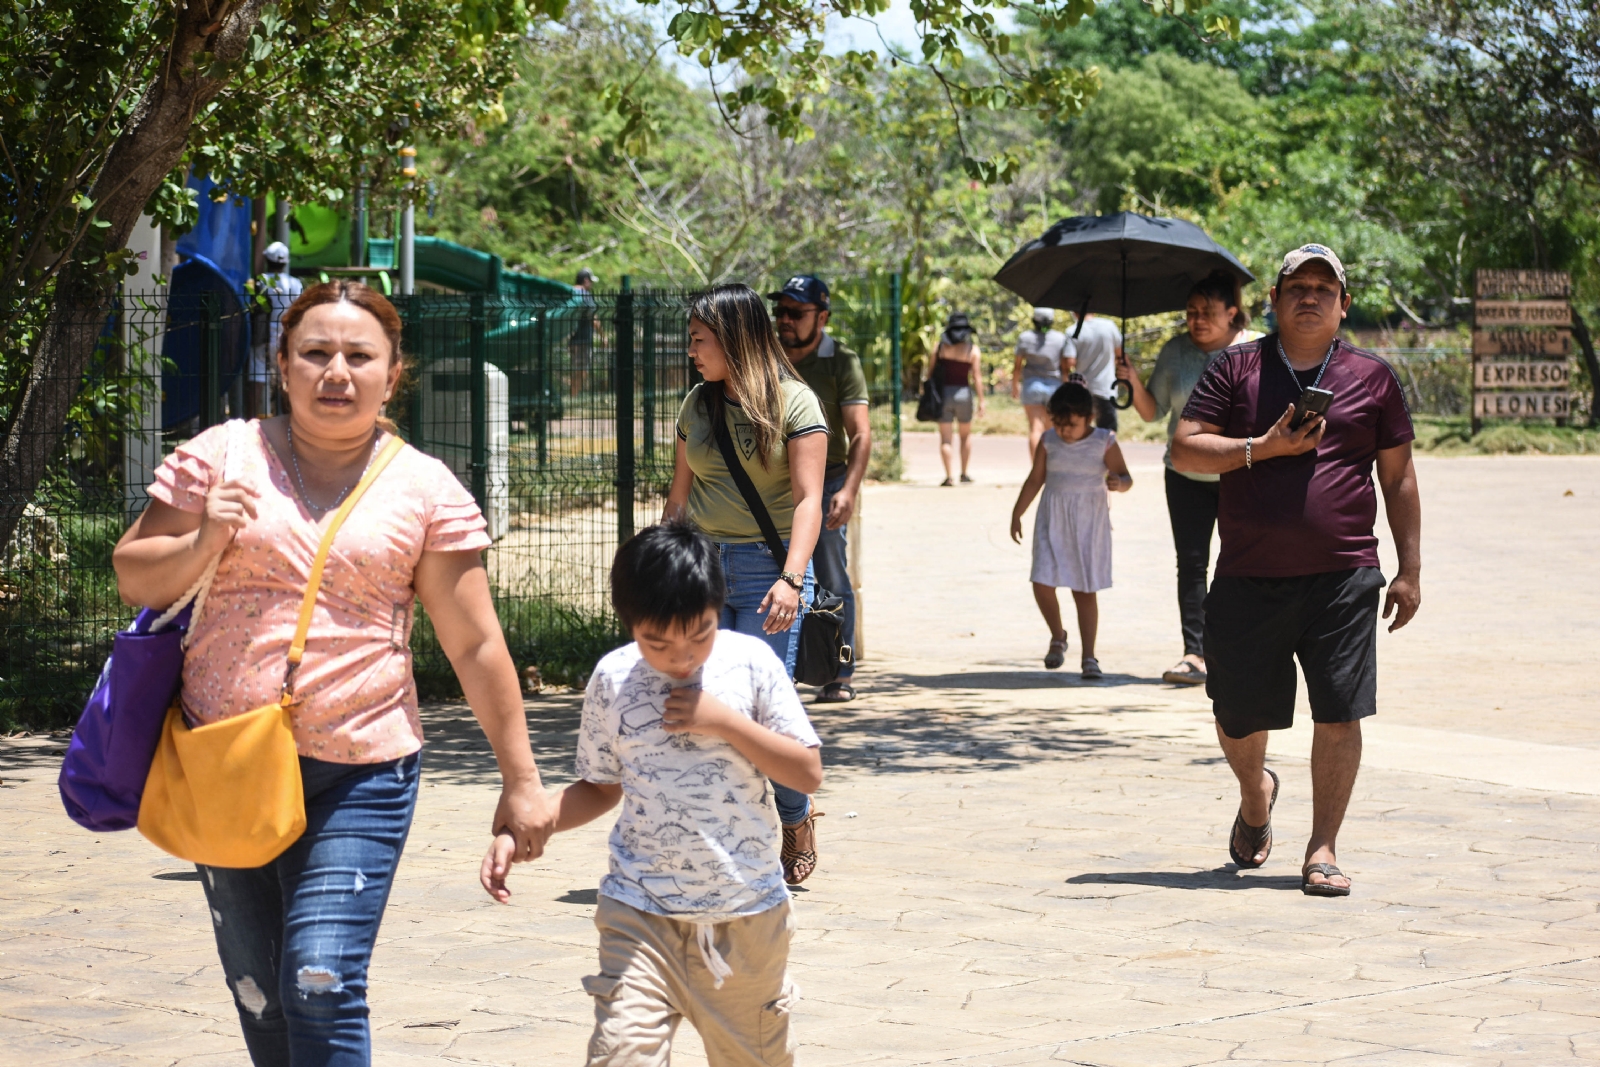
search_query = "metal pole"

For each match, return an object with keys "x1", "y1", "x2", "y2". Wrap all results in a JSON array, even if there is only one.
[
  {"x1": 615, "y1": 277, "x2": 636, "y2": 544},
  {"x1": 351, "y1": 177, "x2": 367, "y2": 267},
  {"x1": 469, "y1": 292, "x2": 487, "y2": 511},
  {"x1": 641, "y1": 291, "x2": 656, "y2": 463},
  {"x1": 399, "y1": 147, "x2": 416, "y2": 296},
  {"x1": 202, "y1": 292, "x2": 221, "y2": 430},
  {"x1": 274, "y1": 198, "x2": 290, "y2": 247},
  {"x1": 889, "y1": 271, "x2": 903, "y2": 451}
]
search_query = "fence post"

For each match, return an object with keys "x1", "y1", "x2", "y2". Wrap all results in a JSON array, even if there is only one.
[
  {"x1": 615, "y1": 278, "x2": 636, "y2": 544},
  {"x1": 641, "y1": 291, "x2": 656, "y2": 464},
  {"x1": 889, "y1": 271, "x2": 903, "y2": 450},
  {"x1": 201, "y1": 293, "x2": 221, "y2": 430},
  {"x1": 537, "y1": 309, "x2": 549, "y2": 468},
  {"x1": 469, "y1": 292, "x2": 487, "y2": 512},
  {"x1": 399, "y1": 296, "x2": 422, "y2": 444}
]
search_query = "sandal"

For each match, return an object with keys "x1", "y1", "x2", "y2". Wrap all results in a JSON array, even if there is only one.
[
  {"x1": 1161, "y1": 659, "x2": 1206, "y2": 686},
  {"x1": 814, "y1": 681, "x2": 856, "y2": 703},
  {"x1": 940, "y1": 478, "x2": 954, "y2": 487},
  {"x1": 1080, "y1": 657, "x2": 1103, "y2": 680},
  {"x1": 1228, "y1": 768, "x2": 1280, "y2": 869},
  {"x1": 1302, "y1": 862, "x2": 1352, "y2": 897},
  {"x1": 781, "y1": 810, "x2": 824, "y2": 885},
  {"x1": 959, "y1": 473, "x2": 973, "y2": 483},
  {"x1": 1044, "y1": 637, "x2": 1068, "y2": 669}
]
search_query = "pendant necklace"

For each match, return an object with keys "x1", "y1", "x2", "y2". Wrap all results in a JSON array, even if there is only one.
[
  {"x1": 1277, "y1": 337, "x2": 1337, "y2": 390},
  {"x1": 286, "y1": 423, "x2": 379, "y2": 513}
]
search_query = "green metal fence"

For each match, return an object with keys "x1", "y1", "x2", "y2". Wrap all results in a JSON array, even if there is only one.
[{"x1": 0, "y1": 281, "x2": 906, "y2": 728}]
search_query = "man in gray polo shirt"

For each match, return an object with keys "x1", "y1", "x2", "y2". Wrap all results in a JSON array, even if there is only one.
[{"x1": 770, "y1": 274, "x2": 870, "y2": 703}]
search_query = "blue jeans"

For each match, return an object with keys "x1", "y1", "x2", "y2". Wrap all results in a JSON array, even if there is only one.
[
  {"x1": 814, "y1": 465, "x2": 856, "y2": 680},
  {"x1": 198, "y1": 753, "x2": 421, "y2": 1067},
  {"x1": 717, "y1": 540, "x2": 813, "y2": 825}
]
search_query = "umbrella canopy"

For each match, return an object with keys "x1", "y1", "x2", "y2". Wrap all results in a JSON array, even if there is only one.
[{"x1": 993, "y1": 211, "x2": 1254, "y2": 319}]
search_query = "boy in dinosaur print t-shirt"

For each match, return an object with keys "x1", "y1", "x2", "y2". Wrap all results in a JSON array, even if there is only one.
[{"x1": 482, "y1": 521, "x2": 822, "y2": 1066}]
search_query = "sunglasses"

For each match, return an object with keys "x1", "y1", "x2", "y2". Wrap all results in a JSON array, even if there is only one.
[{"x1": 772, "y1": 305, "x2": 819, "y2": 321}]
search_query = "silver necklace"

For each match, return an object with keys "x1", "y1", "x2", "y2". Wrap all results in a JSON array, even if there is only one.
[
  {"x1": 1277, "y1": 337, "x2": 1337, "y2": 389},
  {"x1": 285, "y1": 423, "x2": 379, "y2": 513}
]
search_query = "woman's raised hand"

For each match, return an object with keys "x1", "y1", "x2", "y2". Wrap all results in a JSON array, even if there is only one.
[
  {"x1": 197, "y1": 478, "x2": 260, "y2": 556},
  {"x1": 759, "y1": 579, "x2": 801, "y2": 635}
]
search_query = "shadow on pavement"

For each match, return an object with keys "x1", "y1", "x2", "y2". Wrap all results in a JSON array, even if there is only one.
[
  {"x1": 867, "y1": 670, "x2": 1166, "y2": 690},
  {"x1": 419, "y1": 695, "x2": 585, "y2": 788},
  {"x1": 1066, "y1": 869, "x2": 1303, "y2": 891}
]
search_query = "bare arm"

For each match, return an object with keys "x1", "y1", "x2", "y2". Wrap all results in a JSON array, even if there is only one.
[
  {"x1": 781, "y1": 430, "x2": 826, "y2": 579},
  {"x1": 1170, "y1": 403, "x2": 1324, "y2": 474},
  {"x1": 662, "y1": 436, "x2": 693, "y2": 522},
  {"x1": 1012, "y1": 354, "x2": 1025, "y2": 401},
  {"x1": 481, "y1": 780, "x2": 623, "y2": 902},
  {"x1": 969, "y1": 348, "x2": 986, "y2": 416},
  {"x1": 1010, "y1": 439, "x2": 1049, "y2": 543},
  {"x1": 1375, "y1": 442, "x2": 1422, "y2": 631},
  {"x1": 825, "y1": 404, "x2": 871, "y2": 530},
  {"x1": 663, "y1": 688, "x2": 824, "y2": 793},
  {"x1": 414, "y1": 549, "x2": 556, "y2": 859},
  {"x1": 113, "y1": 484, "x2": 259, "y2": 607},
  {"x1": 1103, "y1": 438, "x2": 1133, "y2": 492}
]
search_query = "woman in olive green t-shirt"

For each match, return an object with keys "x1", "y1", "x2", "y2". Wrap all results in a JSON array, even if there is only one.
[{"x1": 663, "y1": 283, "x2": 829, "y2": 882}]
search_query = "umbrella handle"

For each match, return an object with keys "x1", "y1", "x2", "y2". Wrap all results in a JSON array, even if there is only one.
[{"x1": 1114, "y1": 378, "x2": 1134, "y2": 410}]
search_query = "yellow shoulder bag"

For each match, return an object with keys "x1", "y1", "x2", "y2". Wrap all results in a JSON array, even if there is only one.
[{"x1": 138, "y1": 435, "x2": 408, "y2": 869}]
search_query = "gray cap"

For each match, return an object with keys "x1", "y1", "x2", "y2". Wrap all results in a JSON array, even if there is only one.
[
  {"x1": 1032, "y1": 307, "x2": 1054, "y2": 325},
  {"x1": 1276, "y1": 243, "x2": 1346, "y2": 287},
  {"x1": 263, "y1": 241, "x2": 290, "y2": 266}
]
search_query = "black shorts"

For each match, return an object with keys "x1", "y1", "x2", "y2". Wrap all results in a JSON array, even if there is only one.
[{"x1": 1204, "y1": 567, "x2": 1385, "y2": 738}]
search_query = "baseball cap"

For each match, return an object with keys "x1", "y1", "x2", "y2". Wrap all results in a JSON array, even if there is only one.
[
  {"x1": 767, "y1": 274, "x2": 830, "y2": 310},
  {"x1": 263, "y1": 241, "x2": 290, "y2": 266},
  {"x1": 1276, "y1": 244, "x2": 1346, "y2": 288},
  {"x1": 1032, "y1": 307, "x2": 1054, "y2": 326}
]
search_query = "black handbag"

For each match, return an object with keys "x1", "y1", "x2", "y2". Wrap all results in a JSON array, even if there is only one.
[
  {"x1": 710, "y1": 393, "x2": 854, "y2": 686},
  {"x1": 915, "y1": 372, "x2": 942, "y2": 423}
]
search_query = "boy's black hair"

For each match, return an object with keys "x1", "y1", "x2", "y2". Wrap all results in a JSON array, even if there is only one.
[
  {"x1": 611, "y1": 521, "x2": 726, "y2": 633},
  {"x1": 1047, "y1": 380, "x2": 1095, "y2": 421}
]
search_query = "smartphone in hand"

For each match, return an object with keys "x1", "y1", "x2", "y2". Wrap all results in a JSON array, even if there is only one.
[{"x1": 1290, "y1": 386, "x2": 1333, "y2": 431}]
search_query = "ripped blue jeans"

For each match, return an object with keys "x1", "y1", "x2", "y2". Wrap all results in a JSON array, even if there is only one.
[{"x1": 198, "y1": 753, "x2": 420, "y2": 1067}]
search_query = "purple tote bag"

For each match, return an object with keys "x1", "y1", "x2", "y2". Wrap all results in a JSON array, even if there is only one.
[
  {"x1": 58, "y1": 419, "x2": 241, "y2": 832},
  {"x1": 58, "y1": 605, "x2": 191, "y2": 831}
]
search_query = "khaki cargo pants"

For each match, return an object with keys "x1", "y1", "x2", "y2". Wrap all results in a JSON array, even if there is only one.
[{"x1": 583, "y1": 895, "x2": 798, "y2": 1066}]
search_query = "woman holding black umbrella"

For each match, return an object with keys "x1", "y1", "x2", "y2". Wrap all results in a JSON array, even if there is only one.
[{"x1": 1116, "y1": 270, "x2": 1258, "y2": 686}]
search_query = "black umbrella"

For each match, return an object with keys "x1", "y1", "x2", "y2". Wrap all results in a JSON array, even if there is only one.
[
  {"x1": 994, "y1": 211, "x2": 1253, "y2": 319},
  {"x1": 993, "y1": 211, "x2": 1254, "y2": 406}
]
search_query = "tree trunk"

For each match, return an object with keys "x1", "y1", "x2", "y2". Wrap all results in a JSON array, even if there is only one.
[
  {"x1": 1571, "y1": 309, "x2": 1600, "y2": 430},
  {"x1": 0, "y1": 0, "x2": 265, "y2": 554}
]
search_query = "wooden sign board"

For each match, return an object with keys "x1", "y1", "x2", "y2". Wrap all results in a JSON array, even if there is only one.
[
  {"x1": 1473, "y1": 361, "x2": 1572, "y2": 389},
  {"x1": 1474, "y1": 301, "x2": 1573, "y2": 327},
  {"x1": 1473, "y1": 392, "x2": 1572, "y2": 419},
  {"x1": 1472, "y1": 328, "x2": 1571, "y2": 357},
  {"x1": 1475, "y1": 270, "x2": 1571, "y2": 300}
]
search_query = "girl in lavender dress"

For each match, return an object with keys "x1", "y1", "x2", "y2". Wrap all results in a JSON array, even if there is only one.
[{"x1": 1010, "y1": 379, "x2": 1133, "y2": 680}]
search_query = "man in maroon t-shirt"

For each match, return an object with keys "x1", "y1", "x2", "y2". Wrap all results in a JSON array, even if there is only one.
[{"x1": 1173, "y1": 244, "x2": 1422, "y2": 898}]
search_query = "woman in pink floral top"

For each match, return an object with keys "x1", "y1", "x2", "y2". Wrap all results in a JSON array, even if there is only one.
[{"x1": 113, "y1": 281, "x2": 555, "y2": 1066}]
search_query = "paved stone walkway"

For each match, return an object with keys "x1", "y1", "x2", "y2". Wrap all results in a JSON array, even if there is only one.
[{"x1": 3, "y1": 435, "x2": 1598, "y2": 1066}]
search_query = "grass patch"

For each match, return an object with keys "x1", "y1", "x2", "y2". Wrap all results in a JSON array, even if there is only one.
[
  {"x1": 412, "y1": 596, "x2": 625, "y2": 699},
  {"x1": 1412, "y1": 415, "x2": 1600, "y2": 456}
]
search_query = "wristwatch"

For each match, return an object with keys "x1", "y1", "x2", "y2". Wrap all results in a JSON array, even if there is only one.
[{"x1": 778, "y1": 571, "x2": 804, "y2": 591}]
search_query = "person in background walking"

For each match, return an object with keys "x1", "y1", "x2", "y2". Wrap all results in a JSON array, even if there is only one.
[
  {"x1": 1012, "y1": 307, "x2": 1071, "y2": 458},
  {"x1": 1116, "y1": 271, "x2": 1259, "y2": 686},
  {"x1": 1067, "y1": 311, "x2": 1122, "y2": 431},
  {"x1": 663, "y1": 283, "x2": 830, "y2": 885},
  {"x1": 112, "y1": 281, "x2": 556, "y2": 1064},
  {"x1": 1010, "y1": 381, "x2": 1132, "y2": 680},
  {"x1": 925, "y1": 311, "x2": 985, "y2": 486},
  {"x1": 245, "y1": 241, "x2": 302, "y2": 418},
  {"x1": 569, "y1": 267, "x2": 598, "y2": 398},
  {"x1": 770, "y1": 274, "x2": 869, "y2": 704},
  {"x1": 1172, "y1": 244, "x2": 1421, "y2": 897}
]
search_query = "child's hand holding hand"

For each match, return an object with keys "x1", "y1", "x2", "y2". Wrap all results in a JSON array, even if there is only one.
[
  {"x1": 1105, "y1": 471, "x2": 1132, "y2": 493},
  {"x1": 480, "y1": 829, "x2": 518, "y2": 904},
  {"x1": 663, "y1": 687, "x2": 738, "y2": 739}
]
